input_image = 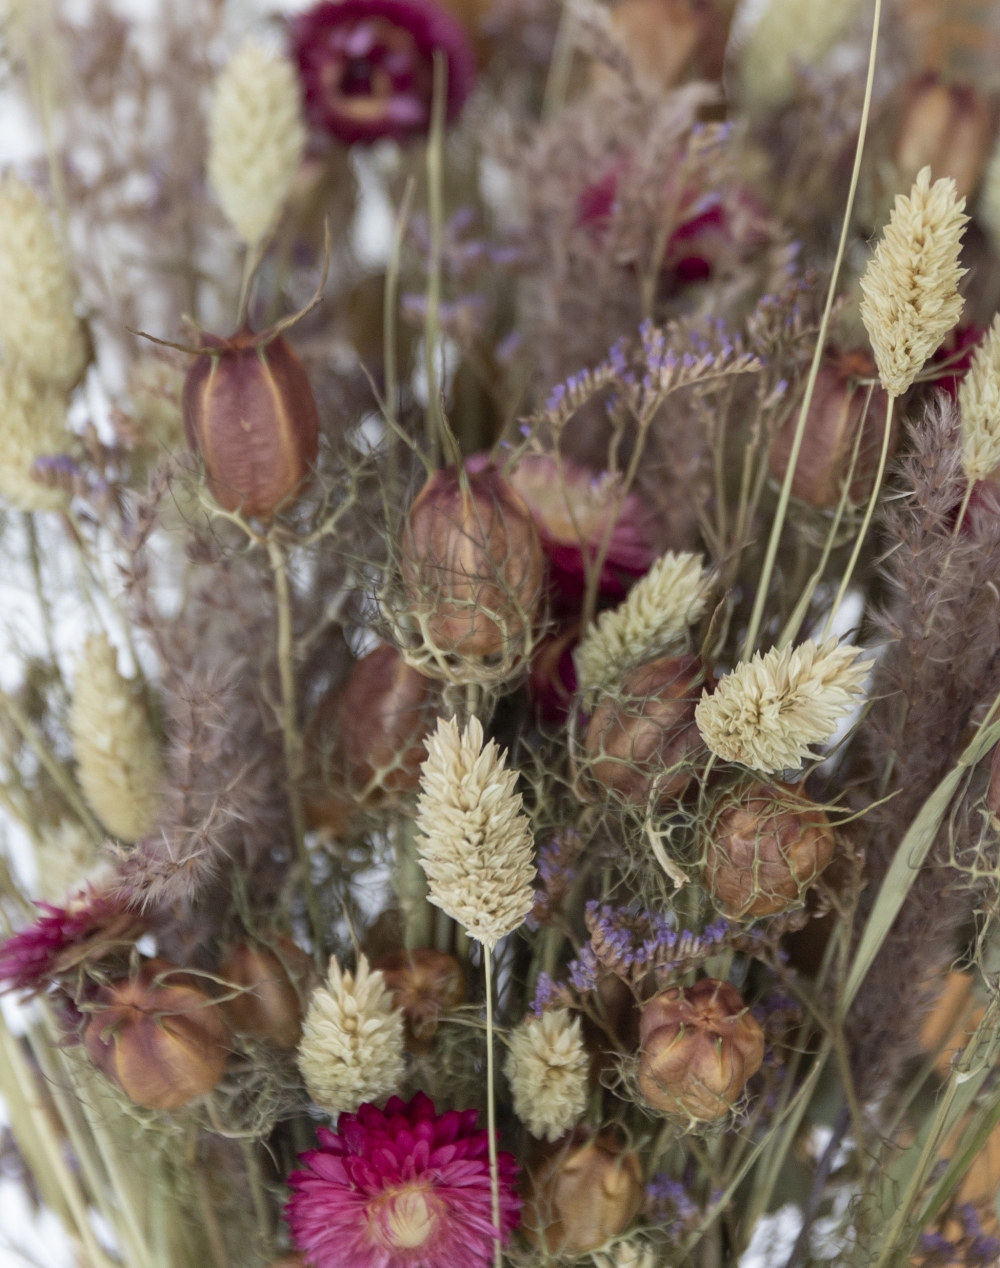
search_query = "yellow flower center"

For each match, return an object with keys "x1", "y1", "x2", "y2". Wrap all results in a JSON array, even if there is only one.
[{"x1": 370, "y1": 1184, "x2": 439, "y2": 1251}]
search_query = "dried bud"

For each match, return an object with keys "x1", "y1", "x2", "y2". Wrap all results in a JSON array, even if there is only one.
[
  {"x1": 523, "y1": 1131, "x2": 645, "y2": 1255},
  {"x1": 401, "y1": 464, "x2": 544, "y2": 659},
  {"x1": 895, "y1": 74, "x2": 994, "y2": 201},
  {"x1": 592, "y1": 0, "x2": 729, "y2": 94},
  {"x1": 703, "y1": 782, "x2": 836, "y2": 918},
  {"x1": 84, "y1": 959, "x2": 230, "y2": 1110},
  {"x1": 183, "y1": 328, "x2": 320, "y2": 520},
  {"x1": 308, "y1": 645, "x2": 439, "y2": 806},
  {"x1": 220, "y1": 937, "x2": 313, "y2": 1050},
  {"x1": 374, "y1": 948, "x2": 464, "y2": 1048},
  {"x1": 637, "y1": 979, "x2": 764, "y2": 1121},
  {"x1": 768, "y1": 352, "x2": 893, "y2": 509},
  {"x1": 584, "y1": 656, "x2": 705, "y2": 806}
]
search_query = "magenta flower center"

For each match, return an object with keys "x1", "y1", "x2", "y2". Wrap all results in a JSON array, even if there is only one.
[
  {"x1": 370, "y1": 1183, "x2": 441, "y2": 1250},
  {"x1": 317, "y1": 17, "x2": 428, "y2": 128}
]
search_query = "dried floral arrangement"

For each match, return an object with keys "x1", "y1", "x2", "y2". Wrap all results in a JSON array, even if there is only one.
[{"x1": 6, "y1": 0, "x2": 1000, "y2": 1266}]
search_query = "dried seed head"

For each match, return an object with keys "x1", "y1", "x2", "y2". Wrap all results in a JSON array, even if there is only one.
[
  {"x1": 505, "y1": 1008, "x2": 589, "y2": 1142},
  {"x1": 375, "y1": 948, "x2": 465, "y2": 1049},
  {"x1": 0, "y1": 176, "x2": 88, "y2": 390},
  {"x1": 183, "y1": 328, "x2": 320, "y2": 520},
  {"x1": 34, "y1": 820, "x2": 102, "y2": 902},
  {"x1": 415, "y1": 716, "x2": 536, "y2": 948},
  {"x1": 574, "y1": 551, "x2": 709, "y2": 701},
  {"x1": 859, "y1": 166, "x2": 968, "y2": 397},
  {"x1": 297, "y1": 954, "x2": 405, "y2": 1115},
  {"x1": 768, "y1": 352, "x2": 893, "y2": 510},
  {"x1": 220, "y1": 937, "x2": 314, "y2": 1050},
  {"x1": 0, "y1": 359, "x2": 70, "y2": 512},
  {"x1": 84, "y1": 959, "x2": 231, "y2": 1110},
  {"x1": 400, "y1": 464, "x2": 544, "y2": 661},
  {"x1": 69, "y1": 634, "x2": 164, "y2": 843},
  {"x1": 695, "y1": 638, "x2": 871, "y2": 774},
  {"x1": 960, "y1": 315, "x2": 1000, "y2": 483},
  {"x1": 637, "y1": 978, "x2": 764, "y2": 1120},
  {"x1": 703, "y1": 782, "x2": 836, "y2": 918},
  {"x1": 127, "y1": 357, "x2": 187, "y2": 453},
  {"x1": 307, "y1": 644, "x2": 439, "y2": 806},
  {"x1": 895, "y1": 75, "x2": 993, "y2": 203},
  {"x1": 584, "y1": 655, "x2": 705, "y2": 806},
  {"x1": 208, "y1": 39, "x2": 306, "y2": 246},
  {"x1": 523, "y1": 1130, "x2": 645, "y2": 1255},
  {"x1": 738, "y1": 0, "x2": 864, "y2": 110}
]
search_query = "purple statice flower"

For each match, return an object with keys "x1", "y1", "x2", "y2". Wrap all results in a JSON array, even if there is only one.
[
  {"x1": 530, "y1": 972, "x2": 558, "y2": 1017},
  {"x1": 646, "y1": 1173, "x2": 698, "y2": 1239},
  {"x1": 567, "y1": 942, "x2": 599, "y2": 995}
]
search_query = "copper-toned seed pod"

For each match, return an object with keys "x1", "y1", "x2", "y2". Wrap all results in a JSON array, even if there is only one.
[
  {"x1": 183, "y1": 327, "x2": 320, "y2": 520},
  {"x1": 768, "y1": 352, "x2": 893, "y2": 510},
  {"x1": 401, "y1": 464, "x2": 545, "y2": 658},
  {"x1": 704, "y1": 782, "x2": 836, "y2": 919},
  {"x1": 894, "y1": 73, "x2": 994, "y2": 201},
  {"x1": 523, "y1": 1130, "x2": 645, "y2": 1255},
  {"x1": 84, "y1": 959, "x2": 230, "y2": 1110},
  {"x1": 219, "y1": 936, "x2": 313, "y2": 1050},
  {"x1": 337, "y1": 645, "x2": 439, "y2": 796},
  {"x1": 375, "y1": 948, "x2": 465, "y2": 1050},
  {"x1": 637, "y1": 978, "x2": 764, "y2": 1121},
  {"x1": 584, "y1": 655, "x2": 705, "y2": 806}
]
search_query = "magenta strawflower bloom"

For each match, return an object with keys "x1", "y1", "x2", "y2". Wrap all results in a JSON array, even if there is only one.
[
  {"x1": 0, "y1": 894, "x2": 145, "y2": 995},
  {"x1": 291, "y1": 0, "x2": 476, "y2": 146},
  {"x1": 286, "y1": 1091, "x2": 520, "y2": 1268}
]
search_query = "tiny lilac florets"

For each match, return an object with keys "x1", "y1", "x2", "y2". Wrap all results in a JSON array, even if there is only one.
[
  {"x1": 286, "y1": 1091, "x2": 520, "y2": 1268},
  {"x1": 291, "y1": 0, "x2": 477, "y2": 146}
]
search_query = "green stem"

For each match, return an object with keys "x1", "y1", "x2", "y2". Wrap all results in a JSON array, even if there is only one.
[
  {"x1": 0, "y1": 688, "x2": 104, "y2": 845},
  {"x1": 424, "y1": 52, "x2": 452, "y2": 467},
  {"x1": 820, "y1": 394, "x2": 895, "y2": 642},
  {"x1": 267, "y1": 538, "x2": 325, "y2": 967},
  {"x1": 484, "y1": 942, "x2": 502, "y2": 1268},
  {"x1": 742, "y1": 0, "x2": 883, "y2": 658}
]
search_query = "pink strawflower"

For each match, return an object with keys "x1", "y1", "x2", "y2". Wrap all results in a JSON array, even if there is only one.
[
  {"x1": 291, "y1": 0, "x2": 476, "y2": 146},
  {"x1": 0, "y1": 893, "x2": 145, "y2": 995},
  {"x1": 286, "y1": 1091, "x2": 520, "y2": 1268}
]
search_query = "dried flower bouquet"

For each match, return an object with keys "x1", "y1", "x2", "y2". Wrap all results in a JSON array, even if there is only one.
[{"x1": 4, "y1": 1, "x2": 1000, "y2": 1267}]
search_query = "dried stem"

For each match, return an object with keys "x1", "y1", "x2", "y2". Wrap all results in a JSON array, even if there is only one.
[{"x1": 484, "y1": 941, "x2": 502, "y2": 1268}]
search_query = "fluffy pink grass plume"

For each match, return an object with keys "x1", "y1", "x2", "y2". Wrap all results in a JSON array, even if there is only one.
[
  {"x1": 286, "y1": 1090, "x2": 520, "y2": 1268},
  {"x1": 291, "y1": 0, "x2": 476, "y2": 146},
  {"x1": 0, "y1": 892, "x2": 146, "y2": 995}
]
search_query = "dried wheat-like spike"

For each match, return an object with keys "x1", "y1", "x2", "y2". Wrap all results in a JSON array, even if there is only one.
[
  {"x1": 859, "y1": 166, "x2": 968, "y2": 397},
  {"x1": 207, "y1": 38, "x2": 306, "y2": 247},
  {"x1": 960, "y1": 315, "x2": 1000, "y2": 482},
  {"x1": 0, "y1": 176, "x2": 87, "y2": 391},
  {"x1": 34, "y1": 820, "x2": 103, "y2": 901},
  {"x1": 297, "y1": 954, "x2": 406, "y2": 1115},
  {"x1": 69, "y1": 634, "x2": 164, "y2": 842},
  {"x1": 574, "y1": 550, "x2": 709, "y2": 700},
  {"x1": 0, "y1": 359, "x2": 70, "y2": 512},
  {"x1": 695, "y1": 638, "x2": 872, "y2": 773},
  {"x1": 415, "y1": 716, "x2": 535, "y2": 947},
  {"x1": 505, "y1": 1008, "x2": 589, "y2": 1141}
]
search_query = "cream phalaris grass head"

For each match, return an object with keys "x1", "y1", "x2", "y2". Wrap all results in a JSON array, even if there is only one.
[
  {"x1": 0, "y1": 175, "x2": 87, "y2": 391},
  {"x1": 207, "y1": 38, "x2": 306, "y2": 247},
  {"x1": 859, "y1": 166, "x2": 968, "y2": 398},
  {"x1": 0, "y1": 359, "x2": 71, "y2": 512},
  {"x1": 960, "y1": 315, "x2": 1000, "y2": 484}
]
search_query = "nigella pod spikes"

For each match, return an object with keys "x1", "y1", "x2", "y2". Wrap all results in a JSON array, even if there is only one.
[{"x1": 182, "y1": 326, "x2": 320, "y2": 521}]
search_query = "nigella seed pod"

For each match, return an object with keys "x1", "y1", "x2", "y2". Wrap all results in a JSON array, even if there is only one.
[
  {"x1": 220, "y1": 937, "x2": 314, "y2": 1050},
  {"x1": 183, "y1": 327, "x2": 320, "y2": 520},
  {"x1": 703, "y1": 782, "x2": 836, "y2": 919},
  {"x1": 637, "y1": 979, "x2": 764, "y2": 1121},
  {"x1": 584, "y1": 655, "x2": 705, "y2": 806},
  {"x1": 768, "y1": 353, "x2": 893, "y2": 510},
  {"x1": 523, "y1": 1130, "x2": 645, "y2": 1255},
  {"x1": 83, "y1": 959, "x2": 231, "y2": 1110},
  {"x1": 374, "y1": 948, "x2": 465, "y2": 1049},
  {"x1": 895, "y1": 74, "x2": 994, "y2": 201},
  {"x1": 401, "y1": 464, "x2": 545, "y2": 659}
]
